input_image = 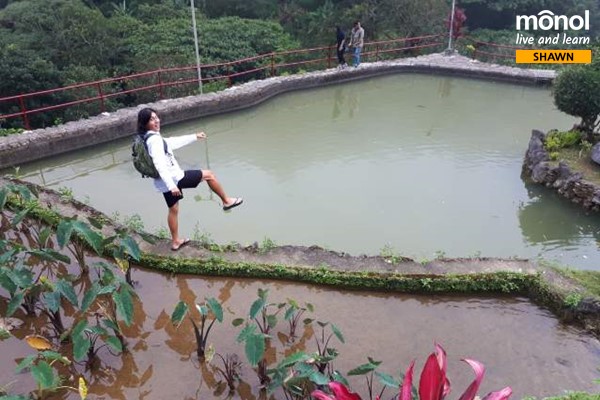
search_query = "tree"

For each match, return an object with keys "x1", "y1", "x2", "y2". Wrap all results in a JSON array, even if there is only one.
[{"x1": 553, "y1": 66, "x2": 600, "y2": 140}]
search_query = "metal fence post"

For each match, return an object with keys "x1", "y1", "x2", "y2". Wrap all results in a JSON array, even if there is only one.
[
  {"x1": 271, "y1": 53, "x2": 275, "y2": 77},
  {"x1": 158, "y1": 69, "x2": 164, "y2": 99},
  {"x1": 18, "y1": 95, "x2": 30, "y2": 130},
  {"x1": 96, "y1": 83, "x2": 105, "y2": 113}
]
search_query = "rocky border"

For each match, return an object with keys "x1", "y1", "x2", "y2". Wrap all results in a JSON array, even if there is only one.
[
  {"x1": 522, "y1": 129, "x2": 600, "y2": 211},
  {"x1": 0, "y1": 53, "x2": 555, "y2": 170},
  {"x1": 2, "y1": 176, "x2": 600, "y2": 337}
]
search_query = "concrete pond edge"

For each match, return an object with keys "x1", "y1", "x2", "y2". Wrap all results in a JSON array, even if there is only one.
[
  {"x1": 0, "y1": 53, "x2": 555, "y2": 170},
  {"x1": 2, "y1": 176, "x2": 600, "y2": 338}
]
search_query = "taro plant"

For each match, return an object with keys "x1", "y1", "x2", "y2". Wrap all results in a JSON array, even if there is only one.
[
  {"x1": 14, "y1": 334, "x2": 88, "y2": 400},
  {"x1": 232, "y1": 289, "x2": 286, "y2": 385},
  {"x1": 311, "y1": 343, "x2": 512, "y2": 400},
  {"x1": 171, "y1": 297, "x2": 224, "y2": 359},
  {"x1": 313, "y1": 321, "x2": 345, "y2": 376},
  {"x1": 284, "y1": 299, "x2": 314, "y2": 340},
  {"x1": 213, "y1": 353, "x2": 243, "y2": 393}
]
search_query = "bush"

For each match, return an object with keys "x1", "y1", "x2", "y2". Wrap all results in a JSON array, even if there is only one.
[
  {"x1": 544, "y1": 130, "x2": 582, "y2": 152},
  {"x1": 553, "y1": 66, "x2": 600, "y2": 139}
]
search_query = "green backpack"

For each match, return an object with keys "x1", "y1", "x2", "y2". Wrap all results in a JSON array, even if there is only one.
[{"x1": 132, "y1": 133, "x2": 168, "y2": 178}]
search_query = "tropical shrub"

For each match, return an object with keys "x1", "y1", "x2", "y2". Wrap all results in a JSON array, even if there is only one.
[
  {"x1": 311, "y1": 344, "x2": 512, "y2": 400},
  {"x1": 544, "y1": 130, "x2": 582, "y2": 152},
  {"x1": 553, "y1": 66, "x2": 600, "y2": 140}
]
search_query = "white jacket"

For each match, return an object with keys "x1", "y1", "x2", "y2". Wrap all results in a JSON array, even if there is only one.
[{"x1": 145, "y1": 130, "x2": 197, "y2": 193}]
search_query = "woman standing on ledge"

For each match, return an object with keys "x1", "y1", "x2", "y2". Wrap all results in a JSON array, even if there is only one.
[{"x1": 137, "y1": 107, "x2": 243, "y2": 251}]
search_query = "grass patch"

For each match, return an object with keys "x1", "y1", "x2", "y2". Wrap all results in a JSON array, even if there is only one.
[
  {"x1": 554, "y1": 268, "x2": 600, "y2": 298},
  {"x1": 549, "y1": 147, "x2": 600, "y2": 186},
  {"x1": 524, "y1": 393, "x2": 600, "y2": 400}
]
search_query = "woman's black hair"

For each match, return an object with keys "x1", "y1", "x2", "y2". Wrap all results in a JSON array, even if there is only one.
[{"x1": 137, "y1": 107, "x2": 156, "y2": 135}]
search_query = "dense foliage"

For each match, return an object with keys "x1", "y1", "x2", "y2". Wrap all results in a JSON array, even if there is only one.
[{"x1": 1, "y1": 0, "x2": 599, "y2": 129}]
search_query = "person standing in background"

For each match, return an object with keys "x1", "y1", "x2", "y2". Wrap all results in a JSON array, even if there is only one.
[
  {"x1": 348, "y1": 21, "x2": 364, "y2": 67},
  {"x1": 335, "y1": 26, "x2": 348, "y2": 69}
]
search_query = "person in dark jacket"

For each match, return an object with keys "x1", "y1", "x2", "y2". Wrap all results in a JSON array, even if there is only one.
[{"x1": 336, "y1": 26, "x2": 348, "y2": 69}]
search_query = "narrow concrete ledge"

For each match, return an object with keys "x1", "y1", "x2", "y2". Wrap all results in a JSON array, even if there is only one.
[
  {"x1": 522, "y1": 129, "x2": 600, "y2": 212},
  {"x1": 0, "y1": 53, "x2": 555, "y2": 170},
  {"x1": 2, "y1": 176, "x2": 598, "y2": 338}
]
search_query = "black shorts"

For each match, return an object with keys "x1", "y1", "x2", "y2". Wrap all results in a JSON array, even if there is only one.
[{"x1": 163, "y1": 169, "x2": 203, "y2": 208}]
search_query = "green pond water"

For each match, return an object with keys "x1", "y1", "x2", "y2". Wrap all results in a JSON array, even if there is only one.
[{"x1": 12, "y1": 73, "x2": 600, "y2": 269}]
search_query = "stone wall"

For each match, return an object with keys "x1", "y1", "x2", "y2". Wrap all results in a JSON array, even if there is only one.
[
  {"x1": 0, "y1": 53, "x2": 555, "y2": 170},
  {"x1": 522, "y1": 129, "x2": 600, "y2": 211}
]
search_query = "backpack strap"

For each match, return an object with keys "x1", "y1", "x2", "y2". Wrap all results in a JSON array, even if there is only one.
[{"x1": 142, "y1": 132, "x2": 168, "y2": 155}]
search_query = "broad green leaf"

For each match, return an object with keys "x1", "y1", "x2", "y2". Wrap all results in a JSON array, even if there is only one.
[
  {"x1": 97, "y1": 284, "x2": 117, "y2": 295},
  {"x1": 0, "y1": 327, "x2": 10, "y2": 340},
  {"x1": 249, "y1": 298, "x2": 265, "y2": 320},
  {"x1": 309, "y1": 371, "x2": 330, "y2": 385},
  {"x1": 27, "y1": 249, "x2": 70, "y2": 264},
  {"x1": 38, "y1": 227, "x2": 52, "y2": 248},
  {"x1": 87, "y1": 326, "x2": 108, "y2": 336},
  {"x1": 332, "y1": 370, "x2": 350, "y2": 386},
  {"x1": 306, "y1": 303, "x2": 314, "y2": 312},
  {"x1": 105, "y1": 336, "x2": 123, "y2": 353},
  {"x1": 119, "y1": 236, "x2": 141, "y2": 261},
  {"x1": 56, "y1": 279, "x2": 78, "y2": 307},
  {"x1": 15, "y1": 354, "x2": 37, "y2": 373},
  {"x1": 245, "y1": 333, "x2": 265, "y2": 367},
  {"x1": 11, "y1": 208, "x2": 30, "y2": 227},
  {"x1": 266, "y1": 314, "x2": 277, "y2": 329},
  {"x1": 43, "y1": 291, "x2": 61, "y2": 314},
  {"x1": 7, "y1": 291, "x2": 24, "y2": 317},
  {"x1": 87, "y1": 216, "x2": 104, "y2": 230},
  {"x1": 0, "y1": 270, "x2": 17, "y2": 293},
  {"x1": 257, "y1": 288, "x2": 268, "y2": 300},
  {"x1": 236, "y1": 324, "x2": 256, "y2": 343},
  {"x1": 81, "y1": 284, "x2": 100, "y2": 313},
  {"x1": 102, "y1": 319, "x2": 119, "y2": 332},
  {"x1": 232, "y1": 318, "x2": 245, "y2": 327},
  {"x1": 278, "y1": 351, "x2": 308, "y2": 368},
  {"x1": 71, "y1": 320, "x2": 89, "y2": 339},
  {"x1": 113, "y1": 287, "x2": 134, "y2": 326},
  {"x1": 56, "y1": 220, "x2": 74, "y2": 249},
  {"x1": 195, "y1": 304, "x2": 207, "y2": 316},
  {"x1": 73, "y1": 220, "x2": 103, "y2": 255},
  {"x1": 294, "y1": 361, "x2": 314, "y2": 377},
  {"x1": 303, "y1": 318, "x2": 314, "y2": 325},
  {"x1": 40, "y1": 351, "x2": 70, "y2": 365},
  {"x1": 171, "y1": 301, "x2": 189, "y2": 326},
  {"x1": 30, "y1": 361, "x2": 55, "y2": 389},
  {"x1": 8, "y1": 267, "x2": 34, "y2": 289},
  {"x1": 73, "y1": 335, "x2": 92, "y2": 362},
  {"x1": 14, "y1": 184, "x2": 34, "y2": 201},
  {"x1": 0, "y1": 187, "x2": 8, "y2": 210},
  {"x1": 376, "y1": 371, "x2": 400, "y2": 388},
  {"x1": 348, "y1": 359, "x2": 381, "y2": 376},
  {"x1": 331, "y1": 323, "x2": 345, "y2": 343},
  {"x1": 284, "y1": 306, "x2": 296, "y2": 321},
  {"x1": 206, "y1": 298, "x2": 223, "y2": 322}
]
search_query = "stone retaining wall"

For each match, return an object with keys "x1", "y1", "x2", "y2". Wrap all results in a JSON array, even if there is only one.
[
  {"x1": 0, "y1": 53, "x2": 555, "y2": 170},
  {"x1": 522, "y1": 129, "x2": 600, "y2": 212}
]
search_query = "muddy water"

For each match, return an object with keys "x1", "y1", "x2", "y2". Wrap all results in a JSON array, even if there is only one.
[
  {"x1": 2, "y1": 267, "x2": 599, "y2": 399},
  {"x1": 11, "y1": 73, "x2": 600, "y2": 270}
]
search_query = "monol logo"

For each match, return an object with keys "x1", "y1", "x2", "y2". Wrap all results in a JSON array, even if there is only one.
[{"x1": 516, "y1": 10, "x2": 590, "y2": 31}]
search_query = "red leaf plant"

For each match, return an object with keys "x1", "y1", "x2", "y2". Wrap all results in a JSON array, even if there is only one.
[{"x1": 311, "y1": 344, "x2": 512, "y2": 400}]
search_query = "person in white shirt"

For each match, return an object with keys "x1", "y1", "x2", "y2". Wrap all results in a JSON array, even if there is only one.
[
  {"x1": 348, "y1": 21, "x2": 364, "y2": 67},
  {"x1": 137, "y1": 108, "x2": 243, "y2": 251}
]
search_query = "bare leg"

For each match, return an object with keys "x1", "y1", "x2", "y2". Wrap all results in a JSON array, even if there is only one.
[
  {"x1": 202, "y1": 170, "x2": 239, "y2": 207},
  {"x1": 168, "y1": 202, "x2": 182, "y2": 247}
]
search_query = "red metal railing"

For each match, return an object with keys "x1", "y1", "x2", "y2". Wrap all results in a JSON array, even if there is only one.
[
  {"x1": 0, "y1": 34, "x2": 444, "y2": 130},
  {"x1": 460, "y1": 36, "x2": 526, "y2": 63}
]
